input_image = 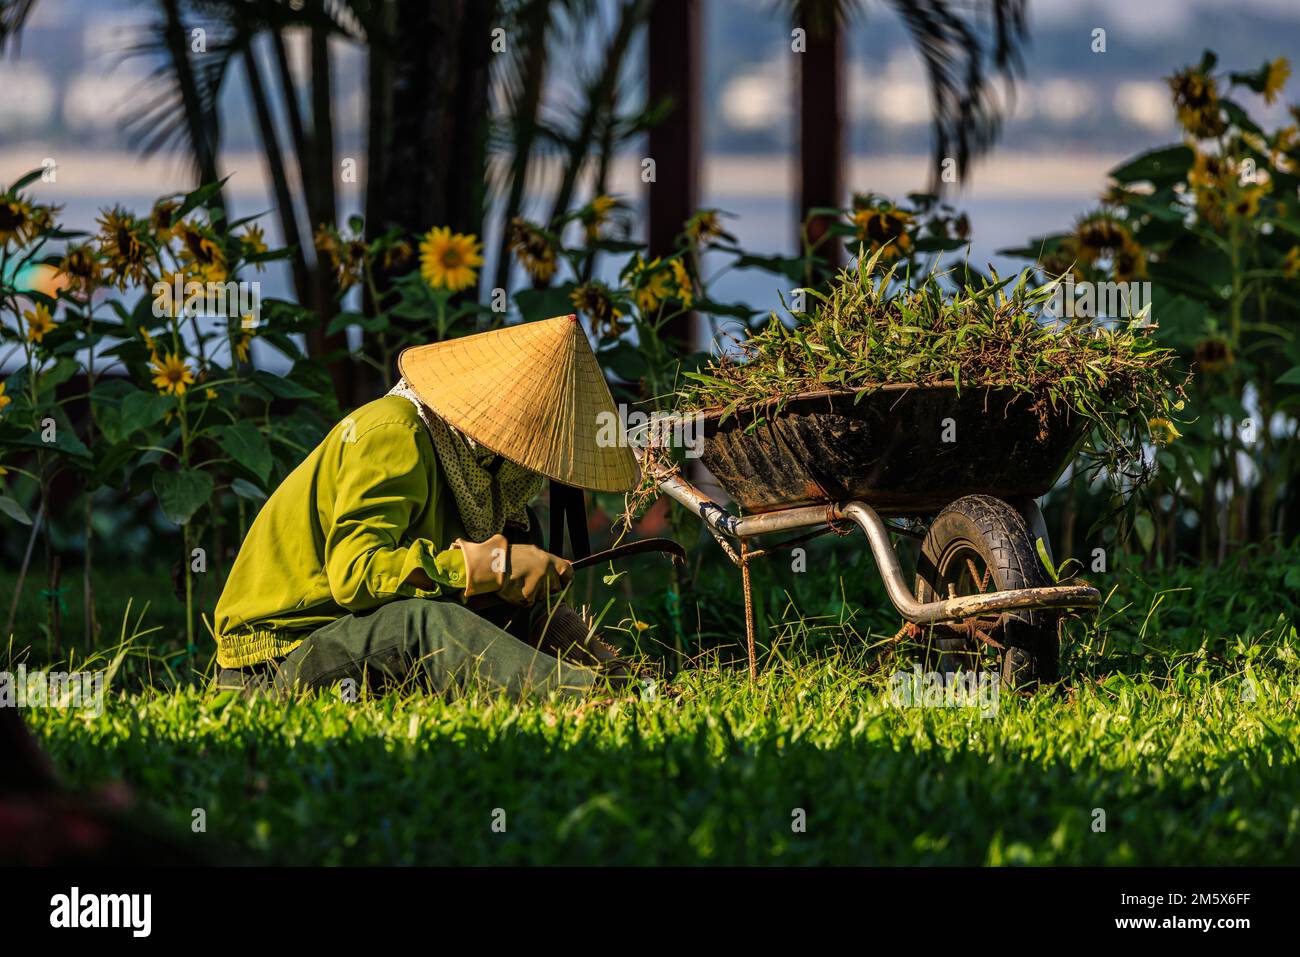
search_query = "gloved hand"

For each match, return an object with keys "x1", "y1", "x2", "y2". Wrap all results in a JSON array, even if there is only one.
[{"x1": 456, "y1": 534, "x2": 572, "y2": 605}]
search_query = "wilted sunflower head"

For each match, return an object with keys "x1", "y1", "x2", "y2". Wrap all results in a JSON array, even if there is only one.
[
  {"x1": 0, "y1": 197, "x2": 34, "y2": 246},
  {"x1": 1111, "y1": 241, "x2": 1148, "y2": 283},
  {"x1": 570, "y1": 281, "x2": 625, "y2": 339},
  {"x1": 685, "y1": 209, "x2": 729, "y2": 246},
  {"x1": 1168, "y1": 66, "x2": 1227, "y2": 138},
  {"x1": 58, "y1": 243, "x2": 102, "y2": 292},
  {"x1": 1194, "y1": 336, "x2": 1234, "y2": 373},
  {"x1": 97, "y1": 207, "x2": 151, "y2": 288},
  {"x1": 150, "y1": 198, "x2": 181, "y2": 238},
  {"x1": 506, "y1": 218, "x2": 556, "y2": 283},
  {"x1": 1072, "y1": 212, "x2": 1131, "y2": 264}
]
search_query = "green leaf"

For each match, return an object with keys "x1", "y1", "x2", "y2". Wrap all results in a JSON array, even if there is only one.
[
  {"x1": 0, "y1": 495, "x2": 32, "y2": 525},
  {"x1": 1108, "y1": 145, "x2": 1194, "y2": 186},
  {"x1": 1133, "y1": 512, "x2": 1156, "y2": 554},
  {"x1": 211, "y1": 422, "x2": 272, "y2": 484},
  {"x1": 1035, "y1": 538, "x2": 1058, "y2": 582},
  {"x1": 171, "y1": 177, "x2": 230, "y2": 223},
  {"x1": 1277, "y1": 366, "x2": 1300, "y2": 386},
  {"x1": 229, "y1": 478, "x2": 268, "y2": 502},
  {"x1": 251, "y1": 370, "x2": 319, "y2": 400},
  {"x1": 153, "y1": 469, "x2": 214, "y2": 525},
  {"x1": 119, "y1": 390, "x2": 174, "y2": 438}
]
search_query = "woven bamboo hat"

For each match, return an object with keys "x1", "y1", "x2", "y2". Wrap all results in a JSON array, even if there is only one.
[{"x1": 397, "y1": 314, "x2": 639, "y2": 492}]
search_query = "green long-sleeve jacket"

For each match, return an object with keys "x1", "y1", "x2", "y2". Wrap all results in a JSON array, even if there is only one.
[{"x1": 213, "y1": 395, "x2": 470, "y2": 669}]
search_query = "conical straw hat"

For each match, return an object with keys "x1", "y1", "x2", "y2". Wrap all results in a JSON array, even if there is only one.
[{"x1": 397, "y1": 314, "x2": 639, "y2": 493}]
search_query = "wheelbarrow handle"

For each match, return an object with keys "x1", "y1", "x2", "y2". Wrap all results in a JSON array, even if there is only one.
[{"x1": 570, "y1": 538, "x2": 686, "y2": 570}]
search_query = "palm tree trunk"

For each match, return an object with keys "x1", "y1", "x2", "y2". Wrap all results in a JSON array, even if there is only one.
[
  {"x1": 159, "y1": 0, "x2": 223, "y2": 207},
  {"x1": 243, "y1": 41, "x2": 309, "y2": 300},
  {"x1": 646, "y1": 0, "x2": 700, "y2": 354},
  {"x1": 797, "y1": 2, "x2": 843, "y2": 269}
]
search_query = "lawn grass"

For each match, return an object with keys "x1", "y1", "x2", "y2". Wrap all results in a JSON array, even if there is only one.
[
  {"x1": 12, "y1": 543, "x2": 1300, "y2": 865},
  {"x1": 22, "y1": 635, "x2": 1300, "y2": 866}
]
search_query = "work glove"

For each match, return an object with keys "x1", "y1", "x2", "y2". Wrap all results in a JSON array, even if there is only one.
[{"x1": 456, "y1": 534, "x2": 572, "y2": 606}]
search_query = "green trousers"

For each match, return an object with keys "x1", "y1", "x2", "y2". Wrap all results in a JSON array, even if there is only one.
[{"x1": 216, "y1": 597, "x2": 596, "y2": 701}]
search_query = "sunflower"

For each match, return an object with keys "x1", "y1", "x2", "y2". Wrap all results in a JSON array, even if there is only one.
[
  {"x1": 570, "y1": 282, "x2": 625, "y2": 340},
  {"x1": 150, "y1": 352, "x2": 194, "y2": 396},
  {"x1": 234, "y1": 332, "x2": 252, "y2": 363},
  {"x1": 0, "y1": 197, "x2": 34, "y2": 246},
  {"x1": 22, "y1": 303, "x2": 55, "y2": 343},
  {"x1": 1168, "y1": 66, "x2": 1226, "y2": 138},
  {"x1": 177, "y1": 221, "x2": 227, "y2": 283},
  {"x1": 1283, "y1": 246, "x2": 1300, "y2": 280},
  {"x1": 58, "y1": 243, "x2": 103, "y2": 293},
  {"x1": 1148, "y1": 418, "x2": 1182, "y2": 445},
  {"x1": 685, "y1": 209, "x2": 729, "y2": 246},
  {"x1": 1112, "y1": 240, "x2": 1148, "y2": 283},
  {"x1": 669, "y1": 258, "x2": 694, "y2": 308},
  {"x1": 240, "y1": 224, "x2": 268, "y2": 270},
  {"x1": 850, "y1": 206, "x2": 913, "y2": 260},
  {"x1": 505, "y1": 218, "x2": 556, "y2": 283},
  {"x1": 1263, "y1": 58, "x2": 1291, "y2": 105},
  {"x1": 149, "y1": 198, "x2": 181, "y2": 240},
  {"x1": 97, "y1": 207, "x2": 151, "y2": 288},
  {"x1": 0, "y1": 381, "x2": 10, "y2": 413},
  {"x1": 583, "y1": 194, "x2": 618, "y2": 241},
  {"x1": 624, "y1": 255, "x2": 673, "y2": 313},
  {"x1": 1194, "y1": 336, "x2": 1234, "y2": 373},
  {"x1": 419, "y1": 226, "x2": 482, "y2": 292},
  {"x1": 1072, "y1": 212, "x2": 1131, "y2": 264},
  {"x1": 380, "y1": 238, "x2": 414, "y2": 273}
]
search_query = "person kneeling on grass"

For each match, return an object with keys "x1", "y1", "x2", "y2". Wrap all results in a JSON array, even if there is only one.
[{"x1": 212, "y1": 314, "x2": 641, "y2": 701}]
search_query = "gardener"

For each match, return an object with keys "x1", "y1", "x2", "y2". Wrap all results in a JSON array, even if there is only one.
[{"x1": 212, "y1": 314, "x2": 640, "y2": 701}]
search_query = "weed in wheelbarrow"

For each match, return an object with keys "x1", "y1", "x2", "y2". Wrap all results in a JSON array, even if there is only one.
[{"x1": 675, "y1": 247, "x2": 1188, "y2": 490}]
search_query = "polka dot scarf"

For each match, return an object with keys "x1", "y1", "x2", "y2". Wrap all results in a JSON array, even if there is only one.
[{"x1": 388, "y1": 378, "x2": 543, "y2": 542}]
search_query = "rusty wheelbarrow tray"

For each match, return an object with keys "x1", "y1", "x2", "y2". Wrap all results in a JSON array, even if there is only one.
[{"x1": 650, "y1": 384, "x2": 1100, "y2": 680}]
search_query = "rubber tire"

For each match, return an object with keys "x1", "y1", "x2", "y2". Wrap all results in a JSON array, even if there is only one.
[{"x1": 914, "y1": 494, "x2": 1060, "y2": 689}]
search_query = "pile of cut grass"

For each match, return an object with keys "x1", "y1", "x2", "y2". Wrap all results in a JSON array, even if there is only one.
[{"x1": 676, "y1": 252, "x2": 1185, "y2": 482}]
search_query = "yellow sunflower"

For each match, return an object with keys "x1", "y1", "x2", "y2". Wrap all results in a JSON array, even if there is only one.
[
  {"x1": 583, "y1": 194, "x2": 618, "y2": 241},
  {"x1": 1148, "y1": 418, "x2": 1183, "y2": 445},
  {"x1": 0, "y1": 380, "x2": 10, "y2": 412},
  {"x1": 234, "y1": 332, "x2": 252, "y2": 363},
  {"x1": 23, "y1": 303, "x2": 55, "y2": 343},
  {"x1": 151, "y1": 352, "x2": 194, "y2": 396},
  {"x1": 850, "y1": 207, "x2": 913, "y2": 261},
  {"x1": 1263, "y1": 58, "x2": 1291, "y2": 105},
  {"x1": 420, "y1": 226, "x2": 482, "y2": 292},
  {"x1": 670, "y1": 258, "x2": 694, "y2": 308},
  {"x1": 685, "y1": 209, "x2": 727, "y2": 245},
  {"x1": 1282, "y1": 246, "x2": 1300, "y2": 280}
]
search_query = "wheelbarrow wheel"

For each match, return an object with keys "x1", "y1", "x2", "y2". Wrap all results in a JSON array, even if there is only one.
[{"x1": 913, "y1": 494, "x2": 1060, "y2": 689}]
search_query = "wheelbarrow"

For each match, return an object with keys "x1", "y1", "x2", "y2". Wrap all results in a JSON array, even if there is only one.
[{"x1": 645, "y1": 383, "x2": 1101, "y2": 686}]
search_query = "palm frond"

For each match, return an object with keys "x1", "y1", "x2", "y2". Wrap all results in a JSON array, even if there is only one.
[{"x1": 887, "y1": 0, "x2": 1028, "y2": 185}]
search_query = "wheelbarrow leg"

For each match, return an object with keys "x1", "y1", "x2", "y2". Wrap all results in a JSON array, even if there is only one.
[{"x1": 740, "y1": 540, "x2": 757, "y2": 680}]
